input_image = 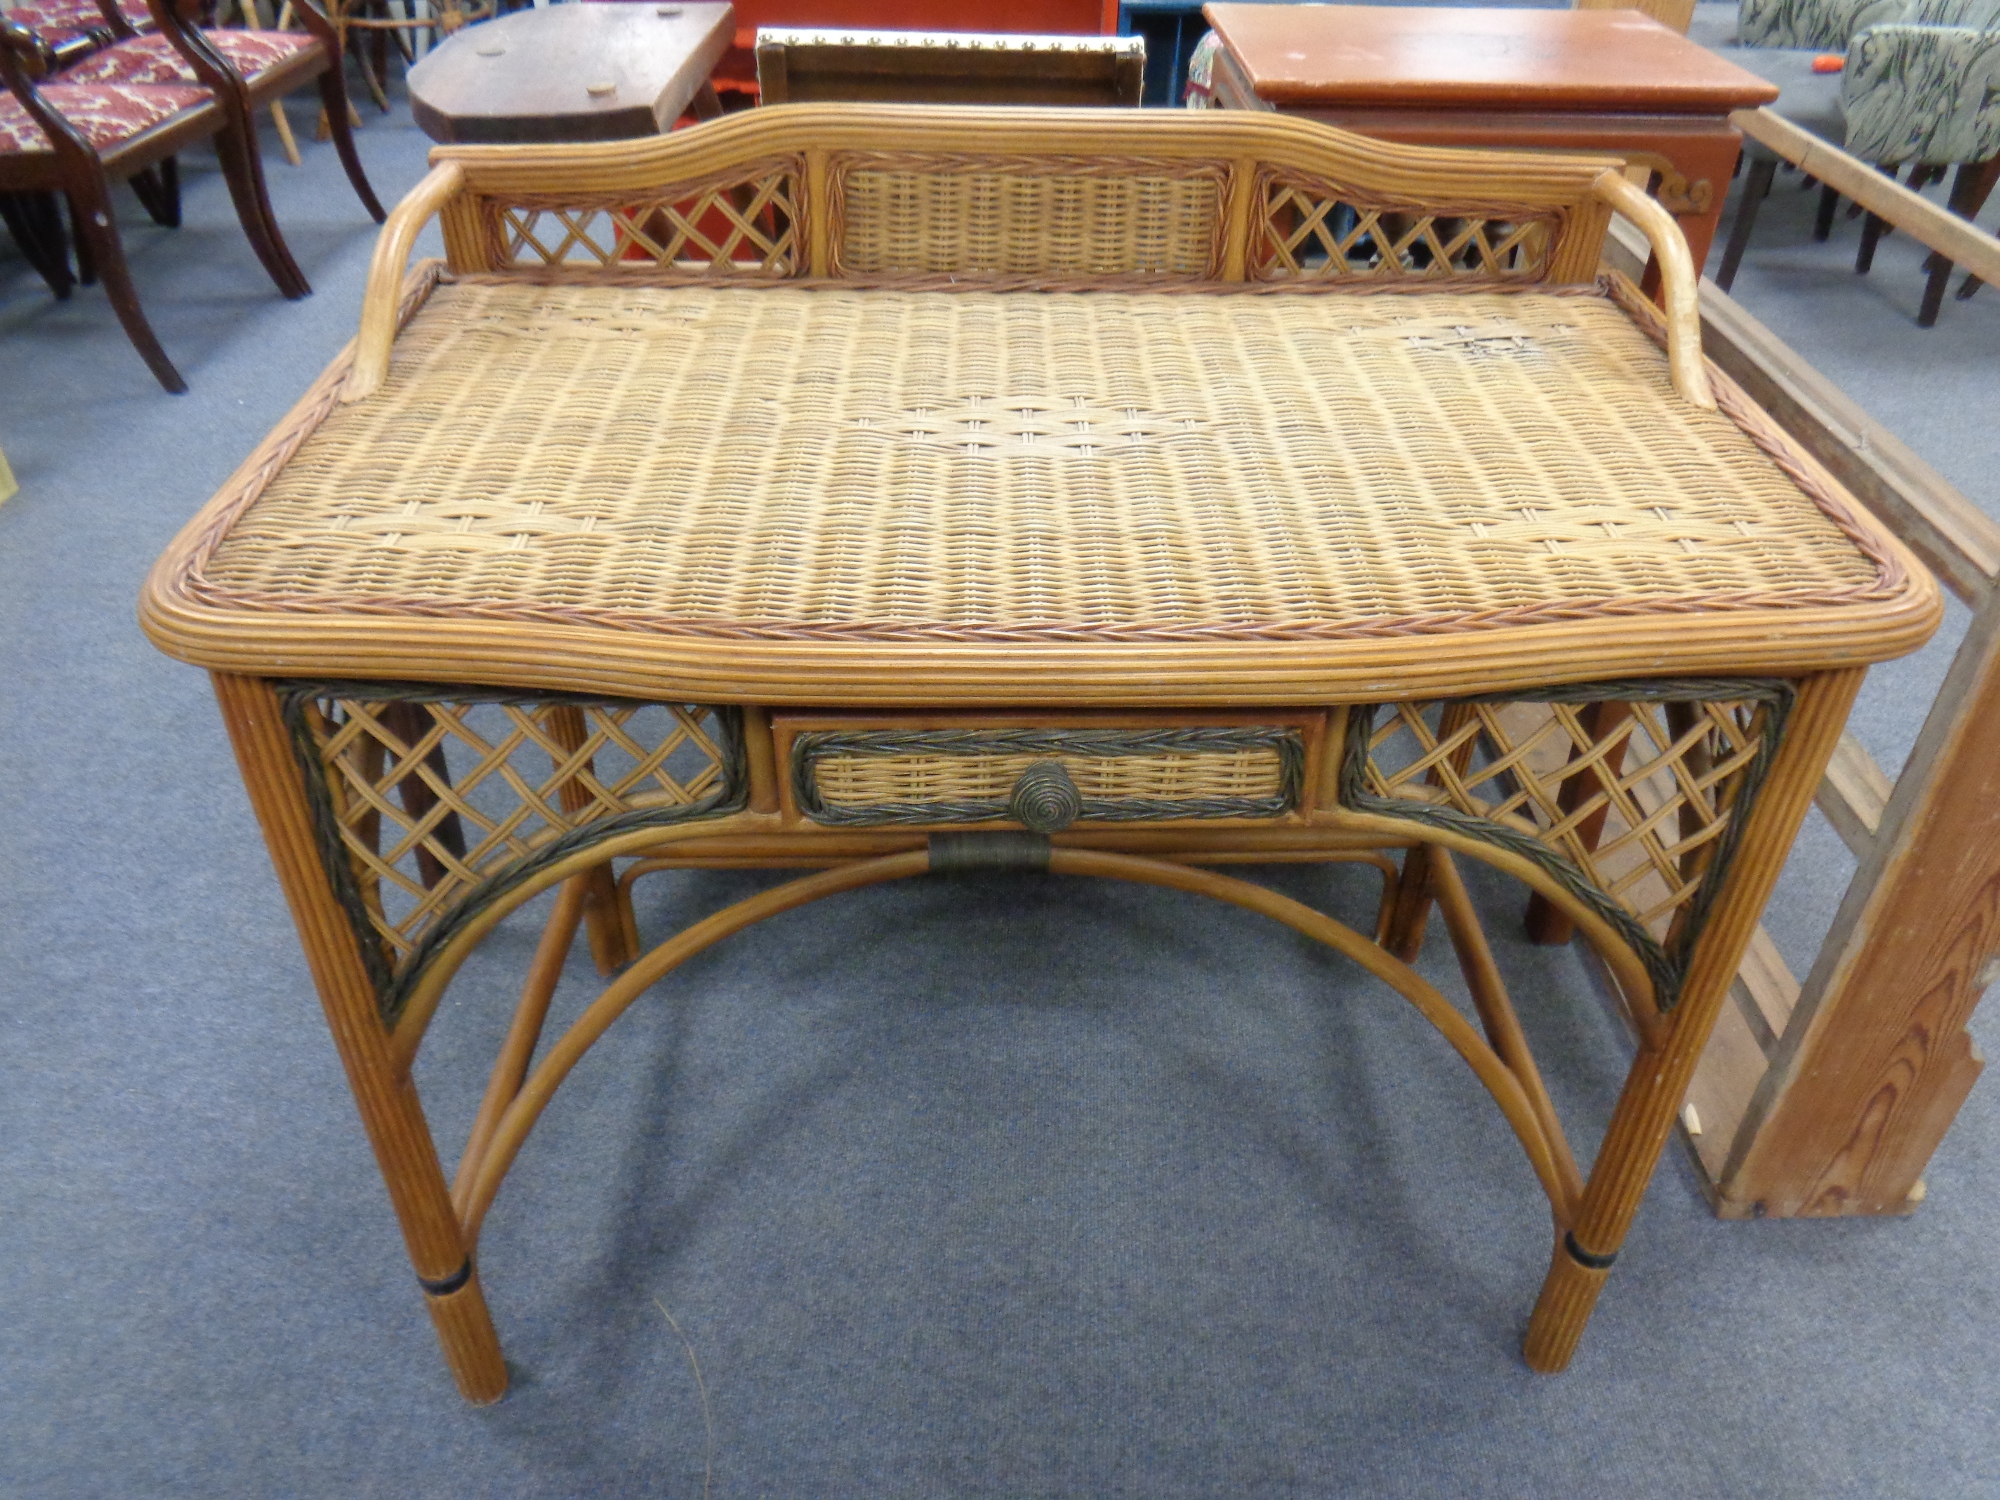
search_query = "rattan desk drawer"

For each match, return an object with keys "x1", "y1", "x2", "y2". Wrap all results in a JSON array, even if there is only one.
[{"x1": 777, "y1": 715, "x2": 1317, "y2": 831}]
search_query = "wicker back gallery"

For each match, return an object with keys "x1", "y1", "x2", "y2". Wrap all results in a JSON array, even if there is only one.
[{"x1": 139, "y1": 105, "x2": 1940, "y2": 1403}]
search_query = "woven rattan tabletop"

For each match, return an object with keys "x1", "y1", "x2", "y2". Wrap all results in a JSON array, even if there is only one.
[{"x1": 144, "y1": 270, "x2": 1937, "y2": 705}]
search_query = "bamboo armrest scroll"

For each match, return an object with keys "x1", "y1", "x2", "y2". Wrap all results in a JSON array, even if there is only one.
[
  {"x1": 1589, "y1": 169, "x2": 1715, "y2": 412},
  {"x1": 341, "y1": 163, "x2": 467, "y2": 404}
]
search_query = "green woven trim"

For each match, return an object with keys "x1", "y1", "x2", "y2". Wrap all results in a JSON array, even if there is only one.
[
  {"x1": 278, "y1": 682, "x2": 745, "y2": 1029},
  {"x1": 792, "y1": 725, "x2": 1305, "y2": 827},
  {"x1": 1339, "y1": 680, "x2": 1794, "y2": 1011}
]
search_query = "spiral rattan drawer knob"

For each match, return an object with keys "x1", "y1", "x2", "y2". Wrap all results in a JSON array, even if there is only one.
[{"x1": 1009, "y1": 761, "x2": 1082, "y2": 833}]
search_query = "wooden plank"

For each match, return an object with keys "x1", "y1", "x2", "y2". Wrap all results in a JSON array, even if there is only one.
[
  {"x1": 1604, "y1": 216, "x2": 2000, "y2": 604},
  {"x1": 1816, "y1": 729, "x2": 1892, "y2": 857},
  {"x1": 1717, "y1": 585, "x2": 2000, "y2": 1216},
  {"x1": 1733, "y1": 923, "x2": 1802, "y2": 1056},
  {"x1": 1732, "y1": 108, "x2": 2000, "y2": 291},
  {"x1": 1676, "y1": 925, "x2": 1798, "y2": 1214},
  {"x1": 1683, "y1": 981, "x2": 1774, "y2": 1192}
]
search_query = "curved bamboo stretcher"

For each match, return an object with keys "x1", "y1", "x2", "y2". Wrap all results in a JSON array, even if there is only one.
[{"x1": 142, "y1": 105, "x2": 1940, "y2": 1403}]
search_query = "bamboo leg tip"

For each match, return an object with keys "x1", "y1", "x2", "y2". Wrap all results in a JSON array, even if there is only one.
[
  {"x1": 424, "y1": 1268, "x2": 510, "y2": 1405},
  {"x1": 1521, "y1": 1234, "x2": 1615, "y2": 1374}
]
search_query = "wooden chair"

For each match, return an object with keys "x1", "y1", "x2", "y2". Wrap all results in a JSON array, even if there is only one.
[
  {"x1": 1, "y1": 0, "x2": 153, "y2": 48},
  {"x1": 0, "y1": 0, "x2": 153, "y2": 284},
  {"x1": 754, "y1": 28, "x2": 1144, "y2": 107},
  {"x1": 59, "y1": 0, "x2": 384, "y2": 223},
  {"x1": 0, "y1": 15, "x2": 309, "y2": 391}
]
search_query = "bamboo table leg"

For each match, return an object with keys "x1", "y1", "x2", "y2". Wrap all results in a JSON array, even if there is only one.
[
  {"x1": 544, "y1": 705, "x2": 637, "y2": 975},
  {"x1": 212, "y1": 672, "x2": 509, "y2": 1403},
  {"x1": 1524, "y1": 666, "x2": 1863, "y2": 1370},
  {"x1": 1719, "y1": 585, "x2": 2000, "y2": 1215}
]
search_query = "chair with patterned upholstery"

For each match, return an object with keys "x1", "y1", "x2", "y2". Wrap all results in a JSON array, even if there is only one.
[
  {"x1": 1, "y1": 14, "x2": 309, "y2": 390},
  {"x1": 1710, "y1": 0, "x2": 1999, "y2": 323},
  {"x1": 1842, "y1": 0, "x2": 2000, "y2": 318},
  {"x1": 1696, "y1": 3, "x2": 1850, "y2": 289},
  {"x1": 58, "y1": 0, "x2": 381, "y2": 221},
  {"x1": 2, "y1": 0, "x2": 153, "y2": 52},
  {"x1": 1737, "y1": 0, "x2": 1904, "y2": 45},
  {"x1": 0, "y1": 0, "x2": 154, "y2": 283}
]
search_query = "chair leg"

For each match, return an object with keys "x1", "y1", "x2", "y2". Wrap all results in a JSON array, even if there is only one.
[
  {"x1": 1855, "y1": 162, "x2": 1913, "y2": 272},
  {"x1": 371, "y1": 24, "x2": 390, "y2": 106},
  {"x1": 352, "y1": 39, "x2": 392, "y2": 114},
  {"x1": 69, "y1": 175, "x2": 186, "y2": 393},
  {"x1": 0, "y1": 190, "x2": 76, "y2": 299},
  {"x1": 1856, "y1": 209, "x2": 1887, "y2": 273},
  {"x1": 1950, "y1": 156, "x2": 2000, "y2": 303},
  {"x1": 66, "y1": 190, "x2": 97, "y2": 285},
  {"x1": 127, "y1": 156, "x2": 181, "y2": 228},
  {"x1": 317, "y1": 64, "x2": 386, "y2": 222},
  {"x1": 1382, "y1": 843, "x2": 1437, "y2": 963},
  {"x1": 1813, "y1": 182, "x2": 1839, "y2": 241},
  {"x1": 269, "y1": 99, "x2": 303, "y2": 167},
  {"x1": 212, "y1": 117, "x2": 311, "y2": 299},
  {"x1": 1715, "y1": 155, "x2": 1777, "y2": 292},
  {"x1": 1917, "y1": 159, "x2": 2000, "y2": 327}
]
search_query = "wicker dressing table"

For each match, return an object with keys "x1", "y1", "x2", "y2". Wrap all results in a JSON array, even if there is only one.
[{"x1": 141, "y1": 106, "x2": 1939, "y2": 1403}]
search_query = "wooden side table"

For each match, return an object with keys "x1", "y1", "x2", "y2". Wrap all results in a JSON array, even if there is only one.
[
  {"x1": 407, "y1": 2, "x2": 734, "y2": 143},
  {"x1": 1201, "y1": 3, "x2": 1778, "y2": 277}
]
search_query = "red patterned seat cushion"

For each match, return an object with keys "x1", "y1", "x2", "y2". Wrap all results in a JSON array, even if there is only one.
[
  {"x1": 60, "y1": 29, "x2": 323, "y2": 87},
  {"x1": 4, "y1": 0, "x2": 153, "y2": 43},
  {"x1": 0, "y1": 80, "x2": 209, "y2": 154}
]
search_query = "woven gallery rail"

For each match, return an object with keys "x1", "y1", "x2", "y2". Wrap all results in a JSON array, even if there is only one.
[{"x1": 139, "y1": 104, "x2": 1939, "y2": 1404}]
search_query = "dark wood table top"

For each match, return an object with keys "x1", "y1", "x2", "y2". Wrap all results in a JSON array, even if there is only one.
[
  {"x1": 409, "y1": 2, "x2": 734, "y2": 144},
  {"x1": 1203, "y1": 3, "x2": 1778, "y2": 114}
]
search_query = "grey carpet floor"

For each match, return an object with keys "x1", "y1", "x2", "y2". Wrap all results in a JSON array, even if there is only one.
[{"x1": 2, "y1": 74, "x2": 1997, "y2": 1499}]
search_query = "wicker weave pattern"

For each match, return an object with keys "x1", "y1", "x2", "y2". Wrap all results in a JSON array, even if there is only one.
[
  {"x1": 829, "y1": 153, "x2": 1225, "y2": 277},
  {"x1": 487, "y1": 160, "x2": 803, "y2": 274},
  {"x1": 813, "y1": 748, "x2": 1282, "y2": 804},
  {"x1": 193, "y1": 278, "x2": 1892, "y2": 643},
  {"x1": 1255, "y1": 170, "x2": 1557, "y2": 283},
  {"x1": 295, "y1": 693, "x2": 733, "y2": 979},
  {"x1": 792, "y1": 724, "x2": 1303, "y2": 824},
  {"x1": 1358, "y1": 689, "x2": 1777, "y2": 952}
]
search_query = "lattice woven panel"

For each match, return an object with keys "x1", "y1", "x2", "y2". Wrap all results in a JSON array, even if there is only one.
[
  {"x1": 1356, "y1": 692, "x2": 1779, "y2": 950},
  {"x1": 489, "y1": 163, "x2": 801, "y2": 274},
  {"x1": 1255, "y1": 171, "x2": 1556, "y2": 283},
  {"x1": 831, "y1": 155, "x2": 1225, "y2": 277},
  {"x1": 293, "y1": 694, "x2": 734, "y2": 982}
]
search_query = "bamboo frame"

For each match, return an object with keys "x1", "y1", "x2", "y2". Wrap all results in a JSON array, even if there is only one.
[
  {"x1": 147, "y1": 115, "x2": 1943, "y2": 1396},
  {"x1": 333, "y1": 104, "x2": 1685, "y2": 404},
  {"x1": 204, "y1": 663, "x2": 1869, "y2": 1396}
]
